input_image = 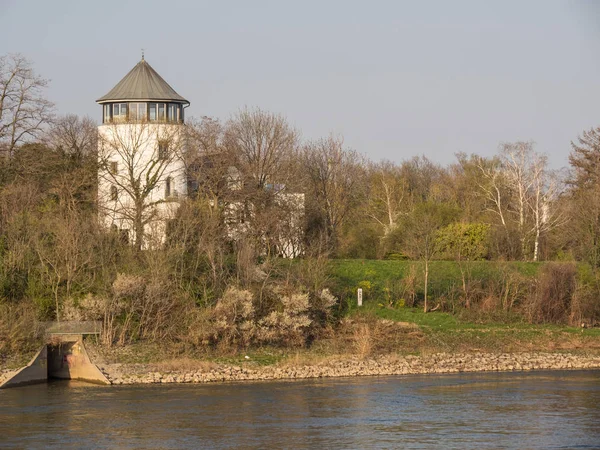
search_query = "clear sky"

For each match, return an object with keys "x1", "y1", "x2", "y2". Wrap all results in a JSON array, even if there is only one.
[{"x1": 1, "y1": 0, "x2": 600, "y2": 167}]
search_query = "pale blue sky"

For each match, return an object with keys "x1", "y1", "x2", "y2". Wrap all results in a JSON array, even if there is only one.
[{"x1": 1, "y1": 0, "x2": 600, "y2": 167}]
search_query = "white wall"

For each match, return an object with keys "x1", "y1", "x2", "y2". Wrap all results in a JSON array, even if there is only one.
[{"x1": 97, "y1": 122, "x2": 187, "y2": 248}]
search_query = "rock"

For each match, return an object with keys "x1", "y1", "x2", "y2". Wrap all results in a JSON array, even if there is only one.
[{"x1": 79, "y1": 351, "x2": 600, "y2": 387}]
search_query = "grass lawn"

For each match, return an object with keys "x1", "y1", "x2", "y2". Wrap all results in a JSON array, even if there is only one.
[
  {"x1": 347, "y1": 300, "x2": 600, "y2": 354},
  {"x1": 328, "y1": 259, "x2": 541, "y2": 303}
]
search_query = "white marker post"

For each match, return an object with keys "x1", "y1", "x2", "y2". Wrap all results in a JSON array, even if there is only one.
[{"x1": 357, "y1": 288, "x2": 363, "y2": 307}]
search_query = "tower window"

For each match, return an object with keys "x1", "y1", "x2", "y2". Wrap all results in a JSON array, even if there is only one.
[
  {"x1": 113, "y1": 103, "x2": 127, "y2": 120},
  {"x1": 158, "y1": 141, "x2": 169, "y2": 160},
  {"x1": 103, "y1": 104, "x2": 112, "y2": 123},
  {"x1": 148, "y1": 103, "x2": 178, "y2": 122},
  {"x1": 119, "y1": 228, "x2": 129, "y2": 244},
  {"x1": 129, "y1": 103, "x2": 147, "y2": 121},
  {"x1": 109, "y1": 161, "x2": 118, "y2": 174},
  {"x1": 168, "y1": 104, "x2": 181, "y2": 123},
  {"x1": 110, "y1": 185, "x2": 118, "y2": 201},
  {"x1": 149, "y1": 103, "x2": 167, "y2": 121},
  {"x1": 165, "y1": 176, "x2": 172, "y2": 198},
  {"x1": 149, "y1": 103, "x2": 157, "y2": 121}
]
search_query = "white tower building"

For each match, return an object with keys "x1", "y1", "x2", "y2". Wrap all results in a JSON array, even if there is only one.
[{"x1": 96, "y1": 57, "x2": 189, "y2": 249}]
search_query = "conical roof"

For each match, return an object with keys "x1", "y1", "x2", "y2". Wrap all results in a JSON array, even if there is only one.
[{"x1": 96, "y1": 58, "x2": 189, "y2": 105}]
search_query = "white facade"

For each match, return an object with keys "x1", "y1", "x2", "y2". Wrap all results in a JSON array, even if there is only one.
[
  {"x1": 274, "y1": 192, "x2": 305, "y2": 258},
  {"x1": 223, "y1": 191, "x2": 305, "y2": 258},
  {"x1": 97, "y1": 122, "x2": 187, "y2": 248}
]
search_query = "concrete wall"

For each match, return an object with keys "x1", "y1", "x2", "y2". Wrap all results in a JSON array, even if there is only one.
[
  {"x1": 47, "y1": 337, "x2": 109, "y2": 385},
  {"x1": 0, "y1": 337, "x2": 109, "y2": 389},
  {"x1": 0, "y1": 346, "x2": 48, "y2": 389},
  {"x1": 97, "y1": 122, "x2": 187, "y2": 249}
]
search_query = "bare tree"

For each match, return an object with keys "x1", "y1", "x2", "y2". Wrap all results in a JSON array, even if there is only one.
[
  {"x1": 34, "y1": 208, "x2": 95, "y2": 322},
  {"x1": 402, "y1": 202, "x2": 457, "y2": 312},
  {"x1": 399, "y1": 156, "x2": 443, "y2": 202},
  {"x1": 569, "y1": 126, "x2": 600, "y2": 189},
  {"x1": 567, "y1": 127, "x2": 600, "y2": 265},
  {"x1": 501, "y1": 142, "x2": 534, "y2": 256},
  {"x1": 0, "y1": 54, "x2": 54, "y2": 157},
  {"x1": 222, "y1": 108, "x2": 302, "y2": 257},
  {"x1": 98, "y1": 120, "x2": 185, "y2": 250},
  {"x1": 473, "y1": 155, "x2": 509, "y2": 228},
  {"x1": 500, "y1": 142, "x2": 563, "y2": 261},
  {"x1": 224, "y1": 107, "x2": 298, "y2": 189},
  {"x1": 167, "y1": 197, "x2": 228, "y2": 299},
  {"x1": 302, "y1": 135, "x2": 365, "y2": 253},
  {"x1": 186, "y1": 116, "x2": 223, "y2": 156},
  {"x1": 184, "y1": 116, "x2": 232, "y2": 206},
  {"x1": 528, "y1": 159, "x2": 564, "y2": 261},
  {"x1": 47, "y1": 114, "x2": 97, "y2": 160},
  {"x1": 366, "y1": 160, "x2": 408, "y2": 237}
]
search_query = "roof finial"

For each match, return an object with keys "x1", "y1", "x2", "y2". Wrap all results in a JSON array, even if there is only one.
[{"x1": 141, "y1": 48, "x2": 145, "y2": 61}]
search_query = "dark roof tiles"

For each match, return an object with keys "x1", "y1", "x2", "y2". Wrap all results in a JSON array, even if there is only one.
[{"x1": 96, "y1": 59, "x2": 189, "y2": 105}]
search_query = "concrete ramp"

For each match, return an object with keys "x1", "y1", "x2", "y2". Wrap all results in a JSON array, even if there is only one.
[
  {"x1": 0, "y1": 346, "x2": 48, "y2": 388},
  {"x1": 0, "y1": 337, "x2": 109, "y2": 389}
]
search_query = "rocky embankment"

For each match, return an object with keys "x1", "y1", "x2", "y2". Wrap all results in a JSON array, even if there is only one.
[{"x1": 97, "y1": 352, "x2": 600, "y2": 385}]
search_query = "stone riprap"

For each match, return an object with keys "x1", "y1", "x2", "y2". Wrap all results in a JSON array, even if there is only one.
[{"x1": 97, "y1": 352, "x2": 600, "y2": 385}]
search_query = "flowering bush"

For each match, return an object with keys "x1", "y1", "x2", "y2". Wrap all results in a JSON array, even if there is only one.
[
  {"x1": 257, "y1": 293, "x2": 312, "y2": 346},
  {"x1": 207, "y1": 286, "x2": 338, "y2": 348},
  {"x1": 210, "y1": 287, "x2": 255, "y2": 346}
]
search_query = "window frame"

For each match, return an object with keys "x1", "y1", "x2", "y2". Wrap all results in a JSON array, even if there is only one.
[
  {"x1": 103, "y1": 104, "x2": 112, "y2": 123},
  {"x1": 158, "y1": 141, "x2": 169, "y2": 160},
  {"x1": 168, "y1": 104, "x2": 181, "y2": 123},
  {"x1": 110, "y1": 185, "x2": 118, "y2": 201},
  {"x1": 149, "y1": 103, "x2": 157, "y2": 121},
  {"x1": 104, "y1": 102, "x2": 185, "y2": 124},
  {"x1": 128, "y1": 102, "x2": 147, "y2": 122},
  {"x1": 112, "y1": 103, "x2": 127, "y2": 120},
  {"x1": 165, "y1": 176, "x2": 172, "y2": 198}
]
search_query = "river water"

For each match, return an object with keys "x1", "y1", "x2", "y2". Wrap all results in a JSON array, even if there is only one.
[{"x1": 1, "y1": 370, "x2": 599, "y2": 449}]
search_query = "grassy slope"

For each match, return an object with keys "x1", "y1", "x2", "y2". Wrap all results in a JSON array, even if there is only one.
[
  {"x1": 329, "y1": 259, "x2": 541, "y2": 301},
  {"x1": 328, "y1": 259, "x2": 600, "y2": 355}
]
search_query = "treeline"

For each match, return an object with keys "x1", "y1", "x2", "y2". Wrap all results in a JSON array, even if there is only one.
[{"x1": 1, "y1": 53, "x2": 600, "y2": 356}]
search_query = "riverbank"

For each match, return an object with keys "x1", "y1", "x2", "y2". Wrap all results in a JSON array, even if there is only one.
[
  {"x1": 3, "y1": 305, "x2": 600, "y2": 387},
  {"x1": 3, "y1": 346, "x2": 600, "y2": 388},
  {"x1": 91, "y1": 351, "x2": 600, "y2": 385}
]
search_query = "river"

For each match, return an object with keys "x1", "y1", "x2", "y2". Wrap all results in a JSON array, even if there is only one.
[{"x1": 1, "y1": 370, "x2": 599, "y2": 449}]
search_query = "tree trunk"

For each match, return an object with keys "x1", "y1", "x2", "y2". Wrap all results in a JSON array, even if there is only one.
[
  {"x1": 134, "y1": 205, "x2": 144, "y2": 251},
  {"x1": 423, "y1": 259, "x2": 429, "y2": 313},
  {"x1": 533, "y1": 226, "x2": 540, "y2": 262},
  {"x1": 54, "y1": 283, "x2": 60, "y2": 322},
  {"x1": 459, "y1": 260, "x2": 469, "y2": 309}
]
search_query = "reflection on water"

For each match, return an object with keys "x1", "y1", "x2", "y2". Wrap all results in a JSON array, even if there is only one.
[{"x1": 1, "y1": 371, "x2": 599, "y2": 449}]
